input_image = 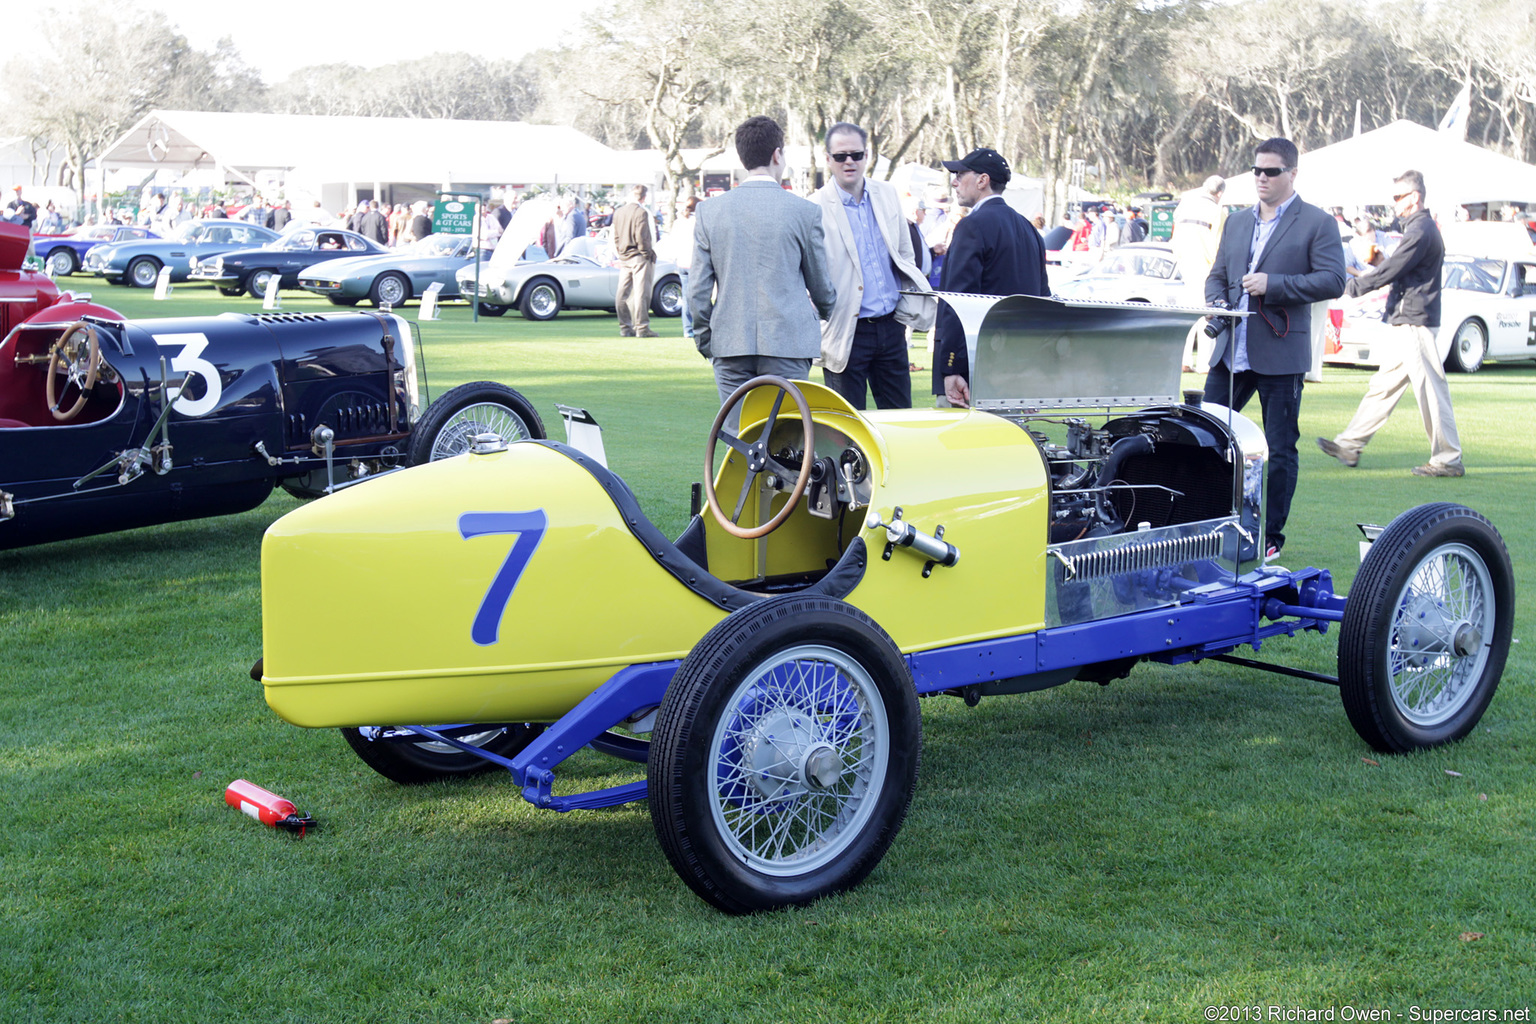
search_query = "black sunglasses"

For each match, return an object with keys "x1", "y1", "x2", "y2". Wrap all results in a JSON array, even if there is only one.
[
  {"x1": 830, "y1": 151, "x2": 866, "y2": 163},
  {"x1": 1251, "y1": 165, "x2": 1291, "y2": 178},
  {"x1": 1392, "y1": 191, "x2": 1415, "y2": 202}
]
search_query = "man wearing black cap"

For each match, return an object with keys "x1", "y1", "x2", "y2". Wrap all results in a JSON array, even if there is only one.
[{"x1": 931, "y1": 148, "x2": 1048, "y2": 407}]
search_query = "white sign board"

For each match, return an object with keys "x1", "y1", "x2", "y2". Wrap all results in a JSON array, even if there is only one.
[
  {"x1": 154, "y1": 265, "x2": 174, "y2": 300},
  {"x1": 418, "y1": 281, "x2": 444, "y2": 321},
  {"x1": 262, "y1": 274, "x2": 282, "y2": 310}
]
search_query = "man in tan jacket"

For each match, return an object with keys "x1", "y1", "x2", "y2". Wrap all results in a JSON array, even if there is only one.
[
  {"x1": 613, "y1": 184, "x2": 658, "y2": 338},
  {"x1": 813, "y1": 122, "x2": 934, "y2": 409}
]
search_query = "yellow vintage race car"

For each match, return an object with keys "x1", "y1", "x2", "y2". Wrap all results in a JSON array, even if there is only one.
[{"x1": 255, "y1": 295, "x2": 1514, "y2": 914}]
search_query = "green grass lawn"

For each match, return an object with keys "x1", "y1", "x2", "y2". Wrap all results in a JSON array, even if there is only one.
[{"x1": 3, "y1": 282, "x2": 1533, "y2": 1022}]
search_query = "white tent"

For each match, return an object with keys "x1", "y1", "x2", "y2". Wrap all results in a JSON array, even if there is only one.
[
  {"x1": 97, "y1": 110, "x2": 654, "y2": 196},
  {"x1": 1222, "y1": 120, "x2": 1536, "y2": 210}
]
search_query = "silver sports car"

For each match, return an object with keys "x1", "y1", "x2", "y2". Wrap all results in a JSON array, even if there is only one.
[{"x1": 458, "y1": 253, "x2": 683, "y2": 321}]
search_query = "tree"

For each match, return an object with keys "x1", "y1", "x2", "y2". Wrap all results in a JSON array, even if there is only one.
[{"x1": 1, "y1": 6, "x2": 264, "y2": 205}]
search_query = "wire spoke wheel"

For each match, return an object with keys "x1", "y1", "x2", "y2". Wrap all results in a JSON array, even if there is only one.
[
  {"x1": 1340, "y1": 503, "x2": 1513, "y2": 753},
  {"x1": 709, "y1": 645, "x2": 887, "y2": 875},
  {"x1": 405, "y1": 381, "x2": 545, "y2": 466},
  {"x1": 1384, "y1": 543, "x2": 1493, "y2": 727},
  {"x1": 649, "y1": 597, "x2": 919, "y2": 914}
]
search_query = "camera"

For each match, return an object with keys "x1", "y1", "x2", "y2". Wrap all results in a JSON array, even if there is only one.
[{"x1": 1203, "y1": 299, "x2": 1235, "y2": 340}]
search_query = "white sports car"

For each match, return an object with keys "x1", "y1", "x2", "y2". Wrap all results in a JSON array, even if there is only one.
[{"x1": 1326, "y1": 250, "x2": 1536, "y2": 373}]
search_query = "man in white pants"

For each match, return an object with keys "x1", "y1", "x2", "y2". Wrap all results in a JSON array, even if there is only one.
[{"x1": 1317, "y1": 170, "x2": 1464, "y2": 477}]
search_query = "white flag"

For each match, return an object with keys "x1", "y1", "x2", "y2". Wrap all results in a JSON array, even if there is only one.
[{"x1": 1438, "y1": 82, "x2": 1472, "y2": 140}]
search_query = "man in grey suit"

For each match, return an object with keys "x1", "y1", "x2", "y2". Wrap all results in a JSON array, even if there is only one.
[
  {"x1": 690, "y1": 115, "x2": 837, "y2": 427},
  {"x1": 1203, "y1": 136, "x2": 1345, "y2": 560}
]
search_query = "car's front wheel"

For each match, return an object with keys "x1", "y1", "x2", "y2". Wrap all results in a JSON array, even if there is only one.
[
  {"x1": 1339, "y1": 503, "x2": 1513, "y2": 753},
  {"x1": 519, "y1": 279, "x2": 562, "y2": 320},
  {"x1": 246, "y1": 268, "x2": 277, "y2": 299},
  {"x1": 477, "y1": 301, "x2": 508, "y2": 317},
  {"x1": 406, "y1": 380, "x2": 545, "y2": 465},
  {"x1": 327, "y1": 296, "x2": 361, "y2": 306},
  {"x1": 126, "y1": 257, "x2": 162, "y2": 288},
  {"x1": 45, "y1": 248, "x2": 78, "y2": 276},
  {"x1": 370, "y1": 272, "x2": 410, "y2": 308},
  {"x1": 652, "y1": 275, "x2": 683, "y2": 317},
  {"x1": 218, "y1": 286, "x2": 244, "y2": 297},
  {"x1": 341, "y1": 724, "x2": 545, "y2": 784},
  {"x1": 1444, "y1": 319, "x2": 1486, "y2": 374},
  {"x1": 648, "y1": 596, "x2": 921, "y2": 913}
]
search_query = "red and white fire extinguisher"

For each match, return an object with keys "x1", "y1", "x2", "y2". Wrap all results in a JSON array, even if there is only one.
[{"x1": 224, "y1": 779, "x2": 316, "y2": 835}]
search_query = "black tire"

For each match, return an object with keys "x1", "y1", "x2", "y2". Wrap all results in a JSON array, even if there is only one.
[
  {"x1": 370, "y1": 272, "x2": 410, "y2": 309},
  {"x1": 341, "y1": 724, "x2": 544, "y2": 785},
  {"x1": 478, "y1": 302, "x2": 508, "y2": 317},
  {"x1": 45, "y1": 248, "x2": 78, "y2": 276},
  {"x1": 218, "y1": 285, "x2": 244, "y2": 297},
  {"x1": 648, "y1": 596, "x2": 921, "y2": 914},
  {"x1": 518, "y1": 278, "x2": 561, "y2": 320},
  {"x1": 651, "y1": 275, "x2": 683, "y2": 317},
  {"x1": 246, "y1": 268, "x2": 277, "y2": 300},
  {"x1": 1339, "y1": 503, "x2": 1514, "y2": 753},
  {"x1": 327, "y1": 296, "x2": 361, "y2": 306},
  {"x1": 127, "y1": 256, "x2": 161, "y2": 289},
  {"x1": 407, "y1": 380, "x2": 545, "y2": 465},
  {"x1": 1444, "y1": 319, "x2": 1487, "y2": 374}
]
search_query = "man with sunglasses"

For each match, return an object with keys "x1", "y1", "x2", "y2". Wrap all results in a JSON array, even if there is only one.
[
  {"x1": 1203, "y1": 137, "x2": 1345, "y2": 561},
  {"x1": 1318, "y1": 170, "x2": 1462, "y2": 477},
  {"x1": 813, "y1": 122, "x2": 935, "y2": 409},
  {"x1": 930, "y1": 147, "x2": 1049, "y2": 407}
]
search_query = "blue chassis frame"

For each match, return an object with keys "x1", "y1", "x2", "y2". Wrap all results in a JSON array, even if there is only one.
[{"x1": 394, "y1": 562, "x2": 1346, "y2": 813}]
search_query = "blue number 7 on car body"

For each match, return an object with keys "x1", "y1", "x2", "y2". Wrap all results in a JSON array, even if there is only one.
[{"x1": 460, "y1": 510, "x2": 548, "y2": 645}]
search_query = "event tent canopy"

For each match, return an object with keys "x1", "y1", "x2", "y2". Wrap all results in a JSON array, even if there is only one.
[
  {"x1": 1221, "y1": 120, "x2": 1536, "y2": 210},
  {"x1": 98, "y1": 110, "x2": 654, "y2": 189}
]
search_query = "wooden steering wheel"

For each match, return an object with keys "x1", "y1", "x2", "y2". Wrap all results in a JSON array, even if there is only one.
[
  {"x1": 46, "y1": 322, "x2": 103, "y2": 422},
  {"x1": 704, "y1": 376, "x2": 816, "y2": 540}
]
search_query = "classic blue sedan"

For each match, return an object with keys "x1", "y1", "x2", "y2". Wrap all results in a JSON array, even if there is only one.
[
  {"x1": 34, "y1": 225, "x2": 160, "y2": 277},
  {"x1": 298, "y1": 233, "x2": 492, "y2": 308},
  {"x1": 82, "y1": 219, "x2": 281, "y2": 288},
  {"x1": 188, "y1": 227, "x2": 388, "y2": 299}
]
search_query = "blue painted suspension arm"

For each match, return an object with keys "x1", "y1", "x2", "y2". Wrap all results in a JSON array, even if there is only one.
[{"x1": 404, "y1": 660, "x2": 679, "y2": 812}]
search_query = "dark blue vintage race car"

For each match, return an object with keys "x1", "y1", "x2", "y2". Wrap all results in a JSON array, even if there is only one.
[
  {"x1": 0, "y1": 296, "x2": 544, "y2": 551},
  {"x1": 188, "y1": 227, "x2": 389, "y2": 299}
]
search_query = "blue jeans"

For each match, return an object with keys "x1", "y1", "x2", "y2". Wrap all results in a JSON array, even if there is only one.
[{"x1": 1203, "y1": 363, "x2": 1304, "y2": 551}]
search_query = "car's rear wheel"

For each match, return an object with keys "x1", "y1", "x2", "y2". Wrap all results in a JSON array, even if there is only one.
[
  {"x1": 370, "y1": 272, "x2": 410, "y2": 308},
  {"x1": 127, "y1": 257, "x2": 161, "y2": 288},
  {"x1": 519, "y1": 279, "x2": 561, "y2": 320},
  {"x1": 45, "y1": 248, "x2": 77, "y2": 276},
  {"x1": 341, "y1": 724, "x2": 545, "y2": 784},
  {"x1": 648, "y1": 596, "x2": 921, "y2": 913},
  {"x1": 407, "y1": 380, "x2": 545, "y2": 465},
  {"x1": 652, "y1": 275, "x2": 683, "y2": 317},
  {"x1": 246, "y1": 268, "x2": 277, "y2": 299},
  {"x1": 1339, "y1": 503, "x2": 1513, "y2": 753},
  {"x1": 1444, "y1": 319, "x2": 1486, "y2": 374}
]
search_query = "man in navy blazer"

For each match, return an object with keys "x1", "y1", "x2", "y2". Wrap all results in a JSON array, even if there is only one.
[
  {"x1": 931, "y1": 148, "x2": 1048, "y2": 406},
  {"x1": 1203, "y1": 137, "x2": 1345, "y2": 559}
]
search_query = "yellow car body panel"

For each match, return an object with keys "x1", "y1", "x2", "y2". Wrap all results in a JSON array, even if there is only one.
[
  {"x1": 260, "y1": 381, "x2": 1048, "y2": 728},
  {"x1": 261, "y1": 446, "x2": 730, "y2": 727}
]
